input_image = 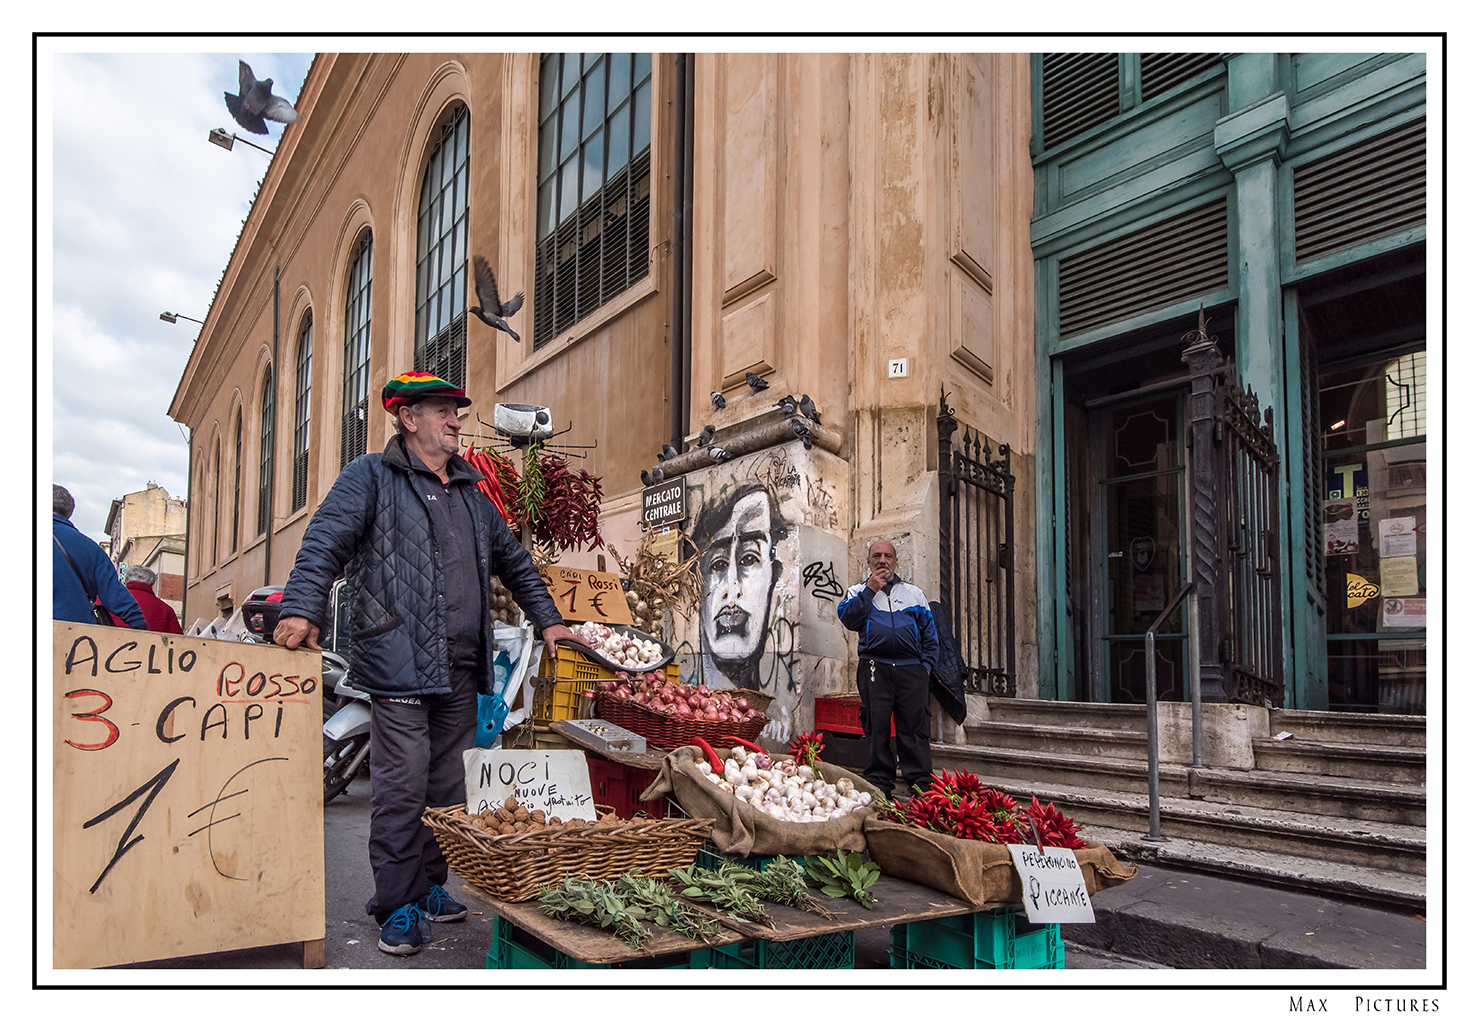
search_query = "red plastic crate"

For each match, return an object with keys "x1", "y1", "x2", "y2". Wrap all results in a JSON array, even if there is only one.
[
  {"x1": 585, "y1": 755, "x2": 668, "y2": 819},
  {"x1": 814, "y1": 695, "x2": 894, "y2": 737}
]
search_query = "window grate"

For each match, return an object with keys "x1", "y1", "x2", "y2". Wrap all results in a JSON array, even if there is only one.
[
  {"x1": 1042, "y1": 52, "x2": 1120, "y2": 151},
  {"x1": 533, "y1": 52, "x2": 652, "y2": 349},
  {"x1": 292, "y1": 313, "x2": 312, "y2": 512},
  {"x1": 341, "y1": 229, "x2": 373, "y2": 468},
  {"x1": 1058, "y1": 198, "x2": 1228, "y2": 338},
  {"x1": 257, "y1": 366, "x2": 274, "y2": 537},
  {"x1": 1294, "y1": 118, "x2": 1425, "y2": 263},
  {"x1": 414, "y1": 103, "x2": 470, "y2": 388},
  {"x1": 1140, "y1": 53, "x2": 1222, "y2": 100}
]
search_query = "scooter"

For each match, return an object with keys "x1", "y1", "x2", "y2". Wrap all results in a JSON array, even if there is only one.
[{"x1": 321, "y1": 651, "x2": 371, "y2": 803}]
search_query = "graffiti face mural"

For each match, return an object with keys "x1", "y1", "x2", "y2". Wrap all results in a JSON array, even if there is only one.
[{"x1": 693, "y1": 484, "x2": 788, "y2": 692}]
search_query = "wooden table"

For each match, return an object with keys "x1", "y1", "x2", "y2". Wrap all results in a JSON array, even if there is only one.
[{"x1": 461, "y1": 870, "x2": 1005, "y2": 967}]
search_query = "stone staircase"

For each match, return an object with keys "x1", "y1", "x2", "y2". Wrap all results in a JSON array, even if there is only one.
[{"x1": 929, "y1": 698, "x2": 1427, "y2": 912}]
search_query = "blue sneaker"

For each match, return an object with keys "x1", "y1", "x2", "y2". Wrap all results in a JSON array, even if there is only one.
[
  {"x1": 417, "y1": 883, "x2": 467, "y2": 922},
  {"x1": 378, "y1": 904, "x2": 424, "y2": 955}
]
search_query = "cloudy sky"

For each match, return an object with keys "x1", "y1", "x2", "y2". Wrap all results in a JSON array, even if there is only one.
[{"x1": 48, "y1": 48, "x2": 314, "y2": 541}]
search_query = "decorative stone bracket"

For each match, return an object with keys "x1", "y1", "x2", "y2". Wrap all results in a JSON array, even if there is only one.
[{"x1": 1213, "y1": 93, "x2": 1291, "y2": 174}]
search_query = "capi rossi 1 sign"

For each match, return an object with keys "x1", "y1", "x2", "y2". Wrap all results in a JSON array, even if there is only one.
[{"x1": 1008, "y1": 843, "x2": 1095, "y2": 924}]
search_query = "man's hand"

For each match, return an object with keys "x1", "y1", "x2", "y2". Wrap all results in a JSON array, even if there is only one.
[
  {"x1": 866, "y1": 564, "x2": 892, "y2": 592},
  {"x1": 540, "y1": 622, "x2": 585, "y2": 659},
  {"x1": 274, "y1": 614, "x2": 322, "y2": 651}
]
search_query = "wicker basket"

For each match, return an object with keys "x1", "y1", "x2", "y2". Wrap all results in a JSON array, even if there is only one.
[
  {"x1": 422, "y1": 805, "x2": 715, "y2": 903},
  {"x1": 596, "y1": 688, "x2": 773, "y2": 750}
]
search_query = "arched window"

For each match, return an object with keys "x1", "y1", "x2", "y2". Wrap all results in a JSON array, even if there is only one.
[
  {"x1": 211, "y1": 436, "x2": 221, "y2": 566},
  {"x1": 414, "y1": 102, "x2": 470, "y2": 387},
  {"x1": 231, "y1": 407, "x2": 242, "y2": 553},
  {"x1": 342, "y1": 229, "x2": 373, "y2": 467},
  {"x1": 292, "y1": 312, "x2": 313, "y2": 511},
  {"x1": 257, "y1": 366, "x2": 274, "y2": 537},
  {"x1": 533, "y1": 53, "x2": 652, "y2": 347}
]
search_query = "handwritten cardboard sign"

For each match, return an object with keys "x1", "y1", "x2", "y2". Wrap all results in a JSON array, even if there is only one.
[
  {"x1": 540, "y1": 565, "x2": 635, "y2": 625},
  {"x1": 52, "y1": 623, "x2": 324, "y2": 969},
  {"x1": 462, "y1": 748, "x2": 597, "y2": 820},
  {"x1": 1007, "y1": 844, "x2": 1095, "y2": 924}
]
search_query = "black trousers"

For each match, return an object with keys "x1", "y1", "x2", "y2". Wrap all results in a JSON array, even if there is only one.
[
  {"x1": 364, "y1": 665, "x2": 477, "y2": 923},
  {"x1": 856, "y1": 658, "x2": 933, "y2": 794}
]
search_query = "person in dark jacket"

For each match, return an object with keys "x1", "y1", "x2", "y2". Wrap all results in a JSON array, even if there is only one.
[
  {"x1": 274, "y1": 371, "x2": 580, "y2": 957},
  {"x1": 108, "y1": 565, "x2": 183, "y2": 634},
  {"x1": 837, "y1": 539, "x2": 939, "y2": 796},
  {"x1": 52, "y1": 484, "x2": 146, "y2": 629}
]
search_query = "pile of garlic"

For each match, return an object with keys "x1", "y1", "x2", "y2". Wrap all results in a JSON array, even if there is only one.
[
  {"x1": 696, "y1": 746, "x2": 874, "y2": 824},
  {"x1": 572, "y1": 621, "x2": 664, "y2": 670}
]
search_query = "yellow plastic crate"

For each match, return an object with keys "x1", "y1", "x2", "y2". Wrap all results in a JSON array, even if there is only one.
[
  {"x1": 551, "y1": 645, "x2": 619, "y2": 682},
  {"x1": 531, "y1": 679, "x2": 590, "y2": 723}
]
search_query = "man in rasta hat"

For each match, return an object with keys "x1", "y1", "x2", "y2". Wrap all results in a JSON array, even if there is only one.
[{"x1": 275, "y1": 371, "x2": 580, "y2": 956}]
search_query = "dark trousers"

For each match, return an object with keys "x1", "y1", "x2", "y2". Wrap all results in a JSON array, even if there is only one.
[
  {"x1": 856, "y1": 659, "x2": 933, "y2": 794},
  {"x1": 365, "y1": 666, "x2": 476, "y2": 923}
]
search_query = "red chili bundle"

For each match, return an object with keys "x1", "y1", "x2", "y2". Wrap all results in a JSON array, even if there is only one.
[
  {"x1": 788, "y1": 730, "x2": 825, "y2": 769},
  {"x1": 902, "y1": 769, "x2": 1085, "y2": 849},
  {"x1": 529, "y1": 452, "x2": 604, "y2": 552},
  {"x1": 464, "y1": 445, "x2": 518, "y2": 529}
]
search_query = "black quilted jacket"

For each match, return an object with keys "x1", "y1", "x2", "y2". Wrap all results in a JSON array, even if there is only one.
[{"x1": 278, "y1": 434, "x2": 562, "y2": 698}]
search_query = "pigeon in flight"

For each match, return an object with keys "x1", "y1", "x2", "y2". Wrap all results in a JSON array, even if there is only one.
[
  {"x1": 660, "y1": 443, "x2": 680, "y2": 462},
  {"x1": 711, "y1": 391, "x2": 727, "y2": 410},
  {"x1": 773, "y1": 395, "x2": 797, "y2": 415},
  {"x1": 224, "y1": 61, "x2": 300, "y2": 135},
  {"x1": 709, "y1": 446, "x2": 732, "y2": 463},
  {"x1": 745, "y1": 371, "x2": 770, "y2": 392},
  {"x1": 470, "y1": 255, "x2": 525, "y2": 342},
  {"x1": 696, "y1": 424, "x2": 716, "y2": 447},
  {"x1": 799, "y1": 394, "x2": 821, "y2": 423},
  {"x1": 790, "y1": 419, "x2": 815, "y2": 451}
]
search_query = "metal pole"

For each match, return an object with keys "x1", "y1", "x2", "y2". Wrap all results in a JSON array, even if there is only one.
[
  {"x1": 1189, "y1": 591, "x2": 1204, "y2": 768},
  {"x1": 1144, "y1": 629, "x2": 1163, "y2": 842}
]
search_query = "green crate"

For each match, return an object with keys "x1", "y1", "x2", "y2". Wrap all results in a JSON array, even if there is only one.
[
  {"x1": 888, "y1": 907, "x2": 1065, "y2": 970},
  {"x1": 710, "y1": 931, "x2": 855, "y2": 969},
  {"x1": 694, "y1": 845, "x2": 809, "y2": 873},
  {"x1": 486, "y1": 915, "x2": 717, "y2": 969}
]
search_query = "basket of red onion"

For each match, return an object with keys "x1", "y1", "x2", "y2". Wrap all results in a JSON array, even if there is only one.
[{"x1": 594, "y1": 672, "x2": 772, "y2": 750}]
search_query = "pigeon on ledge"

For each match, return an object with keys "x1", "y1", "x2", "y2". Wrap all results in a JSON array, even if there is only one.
[
  {"x1": 470, "y1": 256, "x2": 525, "y2": 342},
  {"x1": 799, "y1": 394, "x2": 821, "y2": 423},
  {"x1": 640, "y1": 469, "x2": 656, "y2": 487},
  {"x1": 773, "y1": 395, "x2": 797, "y2": 415},
  {"x1": 661, "y1": 443, "x2": 680, "y2": 462},
  {"x1": 711, "y1": 391, "x2": 727, "y2": 409},
  {"x1": 745, "y1": 371, "x2": 770, "y2": 392},
  {"x1": 709, "y1": 446, "x2": 732, "y2": 463},
  {"x1": 790, "y1": 419, "x2": 815, "y2": 451},
  {"x1": 224, "y1": 60, "x2": 300, "y2": 135},
  {"x1": 696, "y1": 424, "x2": 716, "y2": 447}
]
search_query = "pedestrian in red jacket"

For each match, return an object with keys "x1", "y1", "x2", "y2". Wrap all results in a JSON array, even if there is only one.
[{"x1": 109, "y1": 565, "x2": 183, "y2": 634}]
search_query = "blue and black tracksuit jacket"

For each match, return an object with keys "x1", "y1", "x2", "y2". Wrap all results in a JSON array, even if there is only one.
[{"x1": 837, "y1": 575, "x2": 939, "y2": 673}]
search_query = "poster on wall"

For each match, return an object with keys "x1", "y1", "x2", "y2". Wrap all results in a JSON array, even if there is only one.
[
  {"x1": 1382, "y1": 597, "x2": 1426, "y2": 629},
  {"x1": 1324, "y1": 498, "x2": 1360, "y2": 556},
  {"x1": 1378, "y1": 516, "x2": 1418, "y2": 557},
  {"x1": 1380, "y1": 557, "x2": 1421, "y2": 597}
]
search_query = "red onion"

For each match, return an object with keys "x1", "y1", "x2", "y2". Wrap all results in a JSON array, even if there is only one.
[{"x1": 736, "y1": 699, "x2": 749, "y2": 712}]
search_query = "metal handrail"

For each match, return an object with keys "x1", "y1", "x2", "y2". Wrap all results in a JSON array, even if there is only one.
[{"x1": 1143, "y1": 581, "x2": 1201, "y2": 843}]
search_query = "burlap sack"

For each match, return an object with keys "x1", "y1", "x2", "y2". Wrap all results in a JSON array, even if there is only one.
[
  {"x1": 640, "y1": 745, "x2": 885, "y2": 858},
  {"x1": 863, "y1": 816, "x2": 1138, "y2": 906}
]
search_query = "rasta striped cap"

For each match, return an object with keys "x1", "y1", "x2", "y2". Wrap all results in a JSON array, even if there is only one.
[{"x1": 381, "y1": 371, "x2": 472, "y2": 413}]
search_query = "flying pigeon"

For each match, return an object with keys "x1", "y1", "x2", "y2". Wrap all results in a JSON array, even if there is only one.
[
  {"x1": 224, "y1": 60, "x2": 300, "y2": 135},
  {"x1": 745, "y1": 371, "x2": 770, "y2": 392},
  {"x1": 471, "y1": 256, "x2": 525, "y2": 341},
  {"x1": 696, "y1": 424, "x2": 716, "y2": 447},
  {"x1": 799, "y1": 394, "x2": 821, "y2": 423},
  {"x1": 790, "y1": 419, "x2": 815, "y2": 451},
  {"x1": 773, "y1": 395, "x2": 797, "y2": 415},
  {"x1": 661, "y1": 443, "x2": 680, "y2": 462},
  {"x1": 711, "y1": 391, "x2": 727, "y2": 410},
  {"x1": 709, "y1": 446, "x2": 732, "y2": 463}
]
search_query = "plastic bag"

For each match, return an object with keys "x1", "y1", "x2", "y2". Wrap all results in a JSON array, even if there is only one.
[{"x1": 476, "y1": 691, "x2": 509, "y2": 748}]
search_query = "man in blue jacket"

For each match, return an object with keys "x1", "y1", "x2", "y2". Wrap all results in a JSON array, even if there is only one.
[
  {"x1": 53, "y1": 484, "x2": 145, "y2": 629},
  {"x1": 273, "y1": 371, "x2": 579, "y2": 956},
  {"x1": 837, "y1": 539, "x2": 939, "y2": 797}
]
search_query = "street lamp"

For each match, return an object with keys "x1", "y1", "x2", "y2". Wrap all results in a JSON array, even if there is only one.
[
  {"x1": 208, "y1": 127, "x2": 275, "y2": 157},
  {"x1": 159, "y1": 311, "x2": 205, "y2": 326}
]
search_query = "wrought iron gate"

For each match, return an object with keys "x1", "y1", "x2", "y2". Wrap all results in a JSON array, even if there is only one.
[
  {"x1": 937, "y1": 388, "x2": 1015, "y2": 695},
  {"x1": 1182, "y1": 313, "x2": 1284, "y2": 707}
]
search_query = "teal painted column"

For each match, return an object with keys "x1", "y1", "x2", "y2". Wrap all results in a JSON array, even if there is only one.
[{"x1": 1214, "y1": 56, "x2": 1301, "y2": 706}]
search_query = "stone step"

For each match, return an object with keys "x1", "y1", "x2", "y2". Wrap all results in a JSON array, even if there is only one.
[
  {"x1": 1269, "y1": 708, "x2": 1426, "y2": 748},
  {"x1": 932, "y1": 744, "x2": 1424, "y2": 826},
  {"x1": 982, "y1": 696, "x2": 1149, "y2": 732},
  {"x1": 1252, "y1": 736, "x2": 1427, "y2": 784},
  {"x1": 954, "y1": 772, "x2": 1426, "y2": 877},
  {"x1": 1075, "y1": 824, "x2": 1427, "y2": 915},
  {"x1": 963, "y1": 720, "x2": 1149, "y2": 758}
]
